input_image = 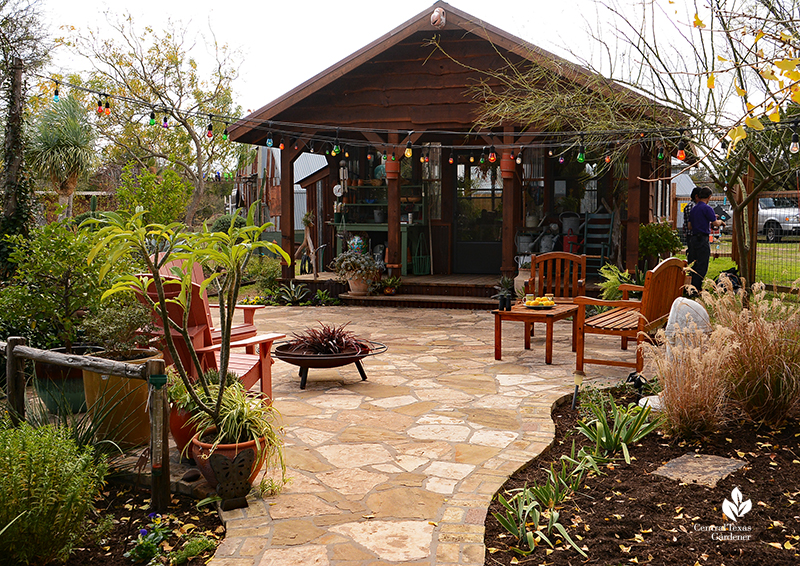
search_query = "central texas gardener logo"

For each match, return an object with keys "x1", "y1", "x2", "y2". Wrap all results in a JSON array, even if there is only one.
[{"x1": 722, "y1": 487, "x2": 752, "y2": 522}]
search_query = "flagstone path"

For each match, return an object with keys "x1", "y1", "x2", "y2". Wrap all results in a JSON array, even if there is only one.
[{"x1": 208, "y1": 306, "x2": 624, "y2": 566}]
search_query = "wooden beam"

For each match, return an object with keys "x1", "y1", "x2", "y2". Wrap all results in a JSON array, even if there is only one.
[
  {"x1": 280, "y1": 149, "x2": 296, "y2": 279},
  {"x1": 626, "y1": 144, "x2": 643, "y2": 271}
]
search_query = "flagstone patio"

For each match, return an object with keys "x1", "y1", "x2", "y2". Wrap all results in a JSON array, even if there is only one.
[{"x1": 208, "y1": 306, "x2": 626, "y2": 566}]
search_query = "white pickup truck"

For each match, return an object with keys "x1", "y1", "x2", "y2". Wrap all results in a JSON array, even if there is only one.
[{"x1": 720, "y1": 196, "x2": 799, "y2": 242}]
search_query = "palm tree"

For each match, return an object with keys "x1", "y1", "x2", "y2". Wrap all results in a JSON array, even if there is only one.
[{"x1": 28, "y1": 94, "x2": 95, "y2": 217}]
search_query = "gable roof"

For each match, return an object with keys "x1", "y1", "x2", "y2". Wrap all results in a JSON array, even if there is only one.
[{"x1": 230, "y1": 1, "x2": 664, "y2": 144}]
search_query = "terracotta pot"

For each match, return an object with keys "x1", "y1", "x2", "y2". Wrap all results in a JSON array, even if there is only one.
[
  {"x1": 82, "y1": 348, "x2": 162, "y2": 448},
  {"x1": 190, "y1": 427, "x2": 269, "y2": 489},
  {"x1": 34, "y1": 345, "x2": 104, "y2": 415},
  {"x1": 169, "y1": 405, "x2": 199, "y2": 456},
  {"x1": 347, "y1": 277, "x2": 369, "y2": 296}
]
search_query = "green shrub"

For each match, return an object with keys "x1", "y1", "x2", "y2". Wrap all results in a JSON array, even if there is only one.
[
  {"x1": 0, "y1": 423, "x2": 107, "y2": 564},
  {"x1": 211, "y1": 213, "x2": 247, "y2": 234},
  {"x1": 246, "y1": 257, "x2": 282, "y2": 294},
  {"x1": 638, "y1": 221, "x2": 682, "y2": 261}
]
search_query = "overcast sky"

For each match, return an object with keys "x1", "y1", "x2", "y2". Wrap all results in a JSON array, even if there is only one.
[{"x1": 40, "y1": 0, "x2": 700, "y2": 114}]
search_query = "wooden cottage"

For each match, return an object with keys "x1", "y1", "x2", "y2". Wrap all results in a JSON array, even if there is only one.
[{"x1": 230, "y1": 1, "x2": 674, "y2": 283}]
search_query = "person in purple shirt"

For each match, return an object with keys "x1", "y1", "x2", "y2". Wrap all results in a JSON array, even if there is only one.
[{"x1": 687, "y1": 187, "x2": 725, "y2": 294}]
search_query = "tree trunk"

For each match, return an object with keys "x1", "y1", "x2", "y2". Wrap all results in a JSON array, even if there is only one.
[{"x1": 2, "y1": 57, "x2": 24, "y2": 222}]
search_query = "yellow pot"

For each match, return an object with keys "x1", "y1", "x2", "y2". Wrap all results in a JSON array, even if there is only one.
[{"x1": 83, "y1": 349, "x2": 163, "y2": 448}]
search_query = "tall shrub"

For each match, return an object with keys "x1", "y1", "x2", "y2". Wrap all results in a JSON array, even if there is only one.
[
  {"x1": 0, "y1": 422, "x2": 107, "y2": 564},
  {"x1": 116, "y1": 163, "x2": 193, "y2": 225}
]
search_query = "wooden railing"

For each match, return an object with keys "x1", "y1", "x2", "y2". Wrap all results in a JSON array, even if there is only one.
[{"x1": 1, "y1": 337, "x2": 171, "y2": 512}]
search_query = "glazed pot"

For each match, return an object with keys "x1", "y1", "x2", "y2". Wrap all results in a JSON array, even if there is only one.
[
  {"x1": 190, "y1": 427, "x2": 269, "y2": 489},
  {"x1": 82, "y1": 348, "x2": 162, "y2": 448},
  {"x1": 34, "y1": 345, "x2": 105, "y2": 415}
]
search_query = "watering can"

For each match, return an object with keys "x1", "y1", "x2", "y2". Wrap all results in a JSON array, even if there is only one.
[
  {"x1": 560, "y1": 211, "x2": 581, "y2": 236},
  {"x1": 515, "y1": 233, "x2": 534, "y2": 254}
]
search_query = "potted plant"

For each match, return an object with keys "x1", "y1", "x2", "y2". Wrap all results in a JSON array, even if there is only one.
[
  {"x1": 80, "y1": 295, "x2": 161, "y2": 447},
  {"x1": 492, "y1": 276, "x2": 515, "y2": 311},
  {"x1": 88, "y1": 204, "x2": 290, "y2": 492},
  {"x1": 0, "y1": 221, "x2": 106, "y2": 413},
  {"x1": 330, "y1": 238, "x2": 381, "y2": 296},
  {"x1": 380, "y1": 276, "x2": 403, "y2": 296},
  {"x1": 167, "y1": 368, "x2": 236, "y2": 457},
  {"x1": 638, "y1": 221, "x2": 682, "y2": 269}
]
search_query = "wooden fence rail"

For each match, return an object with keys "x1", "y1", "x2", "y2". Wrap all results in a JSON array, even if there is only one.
[{"x1": 1, "y1": 337, "x2": 171, "y2": 512}]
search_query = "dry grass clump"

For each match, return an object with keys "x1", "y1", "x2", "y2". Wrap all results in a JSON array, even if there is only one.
[
  {"x1": 700, "y1": 282, "x2": 800, "y2": 426},
  {"x1": 645, "y1": 325, "x2": 733, "y2": 438}
]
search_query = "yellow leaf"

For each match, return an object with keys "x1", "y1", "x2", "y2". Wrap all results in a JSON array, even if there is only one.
[
  {"x1": 179, "y1": 523, "x2": 196, "y2": 534},
  {"x1": 768, "y1": 542, "x2": 782, "y2": 549},
  {"x1": 629, "y1": 558, "x2": 639, "y2": 564},
  {"x1": 487, "y1": 547, "x2": 499, "y2": 554},
  {"x1": 781, "y1": 31, "x2": 793, "y2": 42},
  {"x1": 694, "y1": 14, "x2": 706, "y2": 28},
  {"x1": 717, "y1": 55, "x2": 728, "y2": 62},
  {"x1": 792, "y1": 90, "x2": 800, "y2": 105},
  {"x1": 746, "y1": 102, "x2": 756, "y2": 112},
  {"x1": 755, "y1": 30, "x2": 765, "y2": 42},
  {"x1": 546, "y1": 548, "x2": 554, "y2": 555},
  {"x1": 736, "y1": 84, "x2": 747, "y2": 97},
  {"x1": 745, "y1": 116, "x2": 765, "y2": 130},
  {"x1": 783, "y1": 69, "x2": 800, "y2": 81},
  {"x1": 362, "y1": 514, "x2": 375, "y2": 519},
  {"x1": 776, "y1": 59, "x2": 800, "y2": 72},
  {"x1": 707, "y1": 73, "x2": 715, "y2": 89},
  {"x1": 785, "y1": 541, "x2": 795, "y2": 550},
  {"x1": 428, "y1": 521, "x2": 438, "y2": 526},
  {"x1": 620, "y1": 544, "x2": 632, "y2": 553},
  {"x1": 761, "y1": 68, "x2": 779, "y2": 81},
  {"x1": 634, "y1": 533, "x2": 645, "y2": 542},
  {"x1": 737, "y1": 451, "x2": 746, "y2": 458},
  {"x1": 510, "y1": 558, "x2": 519, "y2": 565}
]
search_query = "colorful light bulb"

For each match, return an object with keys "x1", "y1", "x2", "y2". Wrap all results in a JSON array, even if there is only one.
[
  {"x1": 266, "y1": 132, "x2": 274, "y2": 147},
  {"x1": 279, "y1": 138, "x2": 285, "y2": 150},
  {"x1": 97, "y1": 98, "x2": 103, "y2": 114},
  {"x1": 657, "y1": 147, "x2": 665, "y2": 160},
  {"x1": 53, "y1": 86, "x2": 59, "y2": 102},
  {"x1": 677, "y1": 140, "x2": 686, "y2": 161},
  {"x1": 162, "y1": 115, "x2": 169, "y2": 128},
  {"x1": 207, "y1": 123, "x2": 213, "y2": 138},
  {"x1": 515, "y1": 148, "x2": 523, "y2": 165},
  {"x1": 104, "y1": 100, "x2": 110, "y2": 115},
  {"x1": 558, "y1": 156, "x2": 565, "y2": 164},
  {"x1": 488, "y1": 145, "x2": 497, "y2": 163},
  {"x1": 577, "y1": 145, "x2": 585, "y2": 163},
  {"x1": 790, "y1": 132, "x2": 799, "y2": 154},
  {"x1": 605, "y1": 154, "x2": 611, "y2": 164},
  {"x1": 405, "y1": 141, "x2": 413, "y2": 159}
]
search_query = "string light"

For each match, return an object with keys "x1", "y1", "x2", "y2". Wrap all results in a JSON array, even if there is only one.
[
  {"x1": 345, "y1": 147, "x2": 350, "y2": 158},
  {"x1": 480, "y1": 147, "x2": 487, "y2": 164},
  {"x1": 548, "y1": 149, "x2": 553, "y2": 157},
  {"x1": 448, "y1": 149, "x2": 454, "y2": 164},
  {"x1": 425, "y1": 153, "x2": 430, "y2": 163},
  {"x1": 206, "y1": 115, "x2": 213, "y2": 138},
  {"x1": 488, "y1": 145, "x2": 497, "y2": 163},
  {"x1": 656, "y1": 145, "x2": 665, "y2": 160},
  {"x1": 404, "y1": 140, "x2": 413, "y2": 159},
  {"x1": 162, "y1": 115, "x2": 169, "y2": 129},
  {"x1": 516, "y1": 147, "x2": 523, "y2": 165},
  {"x1": 391, "y1": 152, "x2": 396, "y2": 161},
  {"x1": 53, "y1": 82, "x2": 59, "y2": 102},
  {"x1": 577, "y1": 137, "x2": 586, "y2": 163},
  {"x1": 558, "y1": 156, "x2": 565, "y2": 164},
  {"x1": 382, "y1": 149, "x2": 387, "y2": 161},
  {"x1": 266, "y1": 132, "x2": 274, "y2": 147},
  {"x1": 223, "y1": 123, "x2": 229, "y2": 140},
  {"x1": 605, "y1": 153, "x2": 612, "y2": 164},
  {"x1": 676, "y1": 129, "x2": 686, "y2": 161},
  {"x1": 279, "y1": 138, "x2": 285, "y2": 150},
  {"x1": 309, "y1": 141, "x2": 315, "y2": 153},
  {"x1": 97, "y1": 97, "x2": 103, "y2": 114},
  {"x1": 469, "y1": 152, "x2": 475, "y2": 163},
  {"x1": 419, "y1": 153, "x2": 425, "y2": 163},
  {"x1": 104, "y1": 99, "x2": 111, "y2": 115},
  {"x1": 790, "y1": 123, "x2": 799, "y2": 154},
  {"x1": 149, "y1": 110, "x2": 156, "y2": 126}
]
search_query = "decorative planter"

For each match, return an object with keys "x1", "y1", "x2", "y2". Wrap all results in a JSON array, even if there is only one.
[
  {"x1": 274, "y1": 341, "x2": 387, "y2": 390},
  {"x1": 83, "y1": 348, "x2": 162, "y2": 448},
  {"x1": 347, "y1": 277, "x2": 369, "y2": 296},
  {"x1": 34, "y1": 345, "x2": 105, "y2": 415},
  {"x1": 514, "y1": 268, "x2": 531, "y2": 296},
  {"x1": 170, "y1": 405, "x2": 199, "y2": 457},
  {"x1": 383, "y1": 287, "x2": 397, "y2": 295},
  {"x1": 190, "y1": 427, "x2": 269, "y2": 489}
]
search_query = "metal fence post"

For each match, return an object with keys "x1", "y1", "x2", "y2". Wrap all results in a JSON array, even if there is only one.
[
  {"x1": 6, "y1": 337, "x2": 26, "y2": 425},
  {"x1": 146, "y1": 358, "x2": 170, "y2": 512}
]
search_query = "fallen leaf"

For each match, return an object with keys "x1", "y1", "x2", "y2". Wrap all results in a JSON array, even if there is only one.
[
  {"x1": 362, "y1": 514, "x2": 375, "y2": 519},
  {"x1": 620, "y1": 544, "x2": 632, "y2": 553},
  {"x1": 428, "y1": 521, "x2": 438, "y2": 526},
  {"x1": 768, "y1": 542, "x2": 783, "y2": 549},
  {"x1": 487, "y1": 547, "x2": 499, "y2": 554}
]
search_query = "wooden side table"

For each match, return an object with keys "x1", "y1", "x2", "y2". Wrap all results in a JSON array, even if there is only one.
[{"x1": 493, "y1": 302, "x2": 579, "y2": 364}]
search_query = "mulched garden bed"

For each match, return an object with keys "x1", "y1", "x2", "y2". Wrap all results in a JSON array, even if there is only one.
[
  {"x1": 484, "y1": 387, "x2": 800, "y2": 566},
  {"x1": 59, "y1": 481, "x2": 223, "y2": 566}
]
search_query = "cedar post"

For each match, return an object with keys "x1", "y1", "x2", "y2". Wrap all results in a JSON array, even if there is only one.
[
  {"x1": 625, "y1": 144, "x2": 643, "y2": 271},
  {"x1": 5, "y1": 336, "x2": 26, "y2": 425},
  {"x1": 385, "y1": 133, "x2": 401, "y2": 276},
  {"x1": 280, "y1": 148, "x2": 296, "y2": 280},
  {"x1": 500, "y1": 150, "x2": 516, "y2": 278},
  {"x1": 147, "y1": 358, "x2": 170, "y2": 512}
]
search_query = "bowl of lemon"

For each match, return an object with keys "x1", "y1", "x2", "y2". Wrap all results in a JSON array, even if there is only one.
[{"x1": 524, "y1": 296, "x2": 556, "y2": 309}]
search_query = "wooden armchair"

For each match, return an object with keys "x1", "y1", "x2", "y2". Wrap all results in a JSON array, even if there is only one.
[
  {"x1": 159, "y1": 260, "x2": 262, "y2": 344},
  {"x1": 525, "y1": 252, "x2": 587, "y2": 301},
  {"x1": 574, "y1": 257, "x2": 688, "y2": 374}
]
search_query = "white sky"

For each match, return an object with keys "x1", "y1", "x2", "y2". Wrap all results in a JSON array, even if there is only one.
[{"x1": 40, "y1": 0, "x2": 700, "y2": 115}]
